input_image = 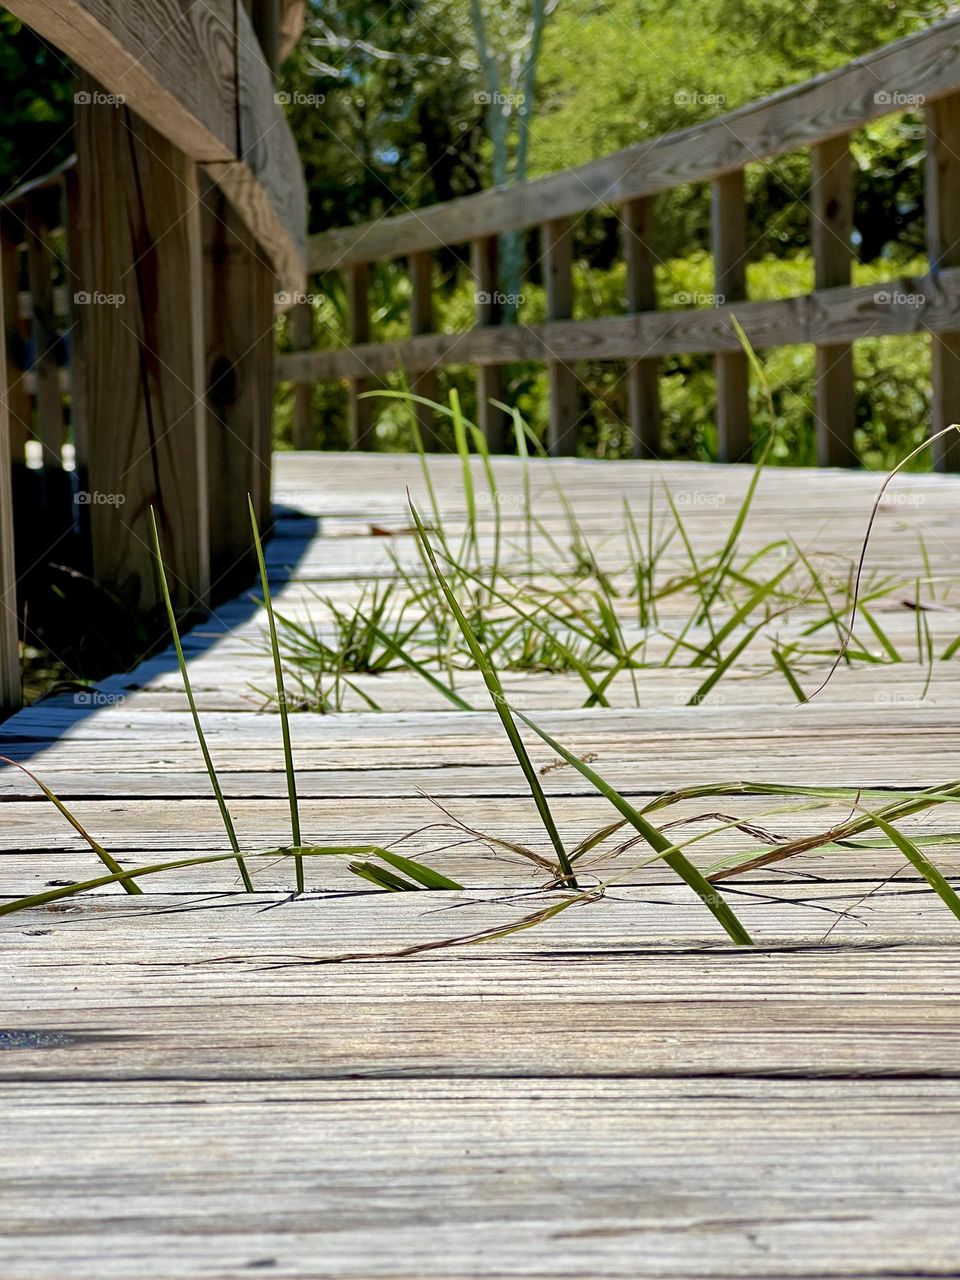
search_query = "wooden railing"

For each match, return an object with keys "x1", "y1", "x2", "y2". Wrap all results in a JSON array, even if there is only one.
[
  {"x1": 279, "y1": 12, "x2": 960, "y2": 470},
  {"x1": 0, "y1": 0, "x2": 308, "y2": 711}
]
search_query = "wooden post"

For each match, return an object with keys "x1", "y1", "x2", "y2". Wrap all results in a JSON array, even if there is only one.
[
  {"x1": 0, "y1": 258, "x2": 20, "y2": 712},
  {"x1": 202, "y1": 179, "x2": 276, "y2": 600},
  {"x1": 811, "y1": 135, "x2": 857, "y2": 467},
  {"x1": 409, "y1": 250, "x2": 438, "y2": 447},
  {"x1": 253, "y1": 255, "x2": 276, "y2": 533},
  {"x1": 346, "y1": 262, "x2": 374, "y2": 449},
  {"x1": 25, "y1": 193, "x2": 65, "y2": 468},
  {"x1": 0, "y1": 213, "x2": 30, "y2": 465},
  {"x1": 250, "y1": 0, "x2": 281, "y2": 77},
  {"x1": 541, "y1": 217, "x2": 578, "y2": 456},
  {"x1": 927, "y1": 93, "x2": 960, "y2": 471},
  {"x1": 290, "y1": 300, "x2": 314, "y2": 449},
  {"x1": 712, "y1": 170, "x2": 750, "y2": 461},
  {"x1": 622, "y1": 196, "x2": 660, "y2": 459},
  {"x1": 470, "y1": 235, "x2": 507, "y2": 452},
  {"x1": 72, "y1": 78, "x2": 210, "y2": 616}
]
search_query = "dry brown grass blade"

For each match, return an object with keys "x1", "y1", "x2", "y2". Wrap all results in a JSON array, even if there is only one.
[{"x1": 807, "y1": 422, "x2": 960, "y2": 700}]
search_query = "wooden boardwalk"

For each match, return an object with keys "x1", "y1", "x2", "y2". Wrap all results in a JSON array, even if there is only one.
[{"x1": 2, "y1": 453, "x2": 960, "y2": 1278}]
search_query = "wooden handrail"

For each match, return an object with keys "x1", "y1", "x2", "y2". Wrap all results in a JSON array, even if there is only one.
[
  {"x1": 4, "y1": 0, "x2": 306, "y2": 293},
  {"x1": 286, "y1": 13, "x2": 960, "y2": 468},
  {"x1": 309, "y1": 13, "x2": 960, "y2": 272}
]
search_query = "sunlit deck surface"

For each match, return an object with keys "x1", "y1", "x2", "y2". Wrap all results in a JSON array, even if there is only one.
[{"x1": 3, "y1": 452, "x2": 960, "y2": 1278}]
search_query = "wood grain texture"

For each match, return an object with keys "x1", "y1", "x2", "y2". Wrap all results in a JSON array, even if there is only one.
[
  {"x1": 623, "y1": 197, "x2": 660, "y2": 459},
  {"x1": 5, "y1": 0, "x2": 237, "y2": 159},
  {"x1": 308, "y1": 11, "x2": 960, "y2": 270},
  {"x1": 542, "y1": 217, "x2": 578, "y2": 456},
  {"x1": 2, "y1": 0, "x2": 305, "y2": 294},
  {"x1": 202, "y1": 181, "x2": 272, "y2": 599},
  {"x1": 811, "y1": 135, "x2": 856, "y2": 468},
  {"x1": 3, "y1": 1076, "x2": 959, "y2": 1279},
  {"x1": 470, "y1": 235, "x2": 507, "y2": 450},
  {"x1": 71, "y1": 83, "x2": 209, "y2": 613}
]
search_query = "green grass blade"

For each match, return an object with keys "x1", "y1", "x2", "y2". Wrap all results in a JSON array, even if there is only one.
[
  {"x1": 859, "y1": 604, "x2": 901, "y2": 663},
  {"x1": 690, "y1": 564, "x2": 792, "y2": 669},
  {"x1": 0, "y1": 844, "x2": 418, "y2": 916},
  {"x1": 510, "y1": 710, "x2": 753, "y2": 944},
  {"x1": 409, "y1": 496, "x2": 578, "y2": 887},
  {"x1": 248, "y1": 495, "x2": 303, "y2": 893},
  {"x1": 0, "y1": 756, "x2": 141, "y2": 894},
  {"x1": 868, "y1": 812, "x2": 960, "y2": 925},
  {"x1": 364, "y1": 619, "x2": 475, "y2": 710},
  {"x1": 149, "y1": 509, "x2": 253, "y2": 892},
  {"x1": 375, "y1": 849, "x2": 464, "y2": 889},
  {"x1": 687, "y1": 622, "x2": 763, "y2": 705},
  {"x1": 349, "y1": 862, "x2": 422, "y2": 891},
  {"x1": 771, "y1": 646, "x2": 807, "y2": 702}
]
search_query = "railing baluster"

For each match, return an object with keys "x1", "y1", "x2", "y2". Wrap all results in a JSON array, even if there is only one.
[
  {"x1": 470, "y1": 235, "x2": 507, "y2": 452},
  {"x1": 0, "y1": 213, "x2": 29, "y2": 466},
  {"x1": 0, "y1": 253, "x2": 20, "y2": 710},
  {"x1": 202, "y1": 179, "x2": 275, "y2": 598},
  {"x1": 346, "y1": 262, "x2": 374, "y2": 449},
  {"x1": 541, "y1": 217, "x2": 578, "y2": 456},
  {"x1": 409, "y1": 250, "x2": 437, "y2": 447},
  {"x1": 25, "y1": 194, "x2": 64, "y2": 468},
  {"x1": 711, "y1": 170, "x2": 750, "y2": 461},
  {"x1": 622, "y1": 196, "x2": 660, "y2": 459},
  {"x1": 926, "y1": 92, "x2": 960, "y2": 471},
  {"x1": 291, "y1": 300, "x2": 314, "y2": 449},
  {"x1": 811, "y1": 135, "x2": 857, "y2": 467}
]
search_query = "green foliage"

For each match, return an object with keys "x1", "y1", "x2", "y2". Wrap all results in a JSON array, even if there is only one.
[{"x1": 0, "y1": 14, "x2": 74, "y2": 193}]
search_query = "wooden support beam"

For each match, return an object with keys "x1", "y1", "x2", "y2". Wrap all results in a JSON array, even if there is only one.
[
  {"x1": 0, "y1": 266, "x2": 20, "y2": 712},
  {"x1": 290, "y1": 301, "x2": 314, "y2": 450},
  {"x1": 202, "y1": 181, "x2": 276, "y2": 600},
  {"x1": 346, "y1": 263, "x2": 374, "y2": 449},
  {"x1": 541, "y1": 217, "x2": 578, "y2": 456},
  {"x1": 470, "y1": 236, "x2": 507, "y2": 452},
  {"x1": 409, "y1": 251, "x2": 438, "y2": 447},
  {"x1": 71, "y1": 79, "x2": 209, "y2": 617},
  {"x1": 712, "y1": 170, "x2": 750, "y2": 461},
  {"x1": 622, "y1": 196, "x2": 660, "y2": 459},
  {"x1": 927, "y1": 92, "x2": 960, "y2": 471},
  {"x1": 0, "y1": 213, "x2": 30, "y2": 465},
  {"x1": 24, "y1": 197, "x2": 65, "y2": 467},
  {"x1": 811, "y1": 135, "x2": 857, "y2": 467}
]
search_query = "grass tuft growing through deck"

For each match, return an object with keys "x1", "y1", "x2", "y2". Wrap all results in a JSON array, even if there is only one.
[{"x1": 4, "y1": 407, "x2": 960, "y2": 944}]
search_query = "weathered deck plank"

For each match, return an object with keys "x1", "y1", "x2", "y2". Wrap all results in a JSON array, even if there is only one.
[{"x1": 2, "y1": 453, "x2": 960, "y2": 1278}]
